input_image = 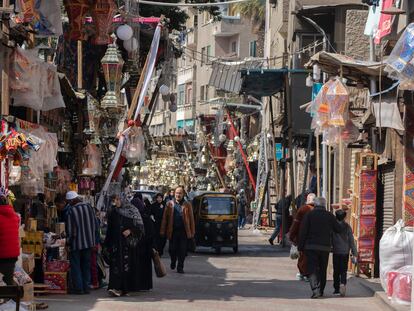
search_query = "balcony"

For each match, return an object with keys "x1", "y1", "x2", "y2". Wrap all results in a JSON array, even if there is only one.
[
  {"x1": 186, "y1": 28, "x2": 197, "y2": 48},
  {"x1": 212, "y1": 16, "x2": 242, "y2": 37},
  {"x1": 177, "y1": 67, "x2": 193, "y2": 85}
]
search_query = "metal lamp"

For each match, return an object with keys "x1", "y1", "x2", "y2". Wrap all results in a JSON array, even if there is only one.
[{"x1": 101, "y1": 38, "x2": 124, "y2": 109}]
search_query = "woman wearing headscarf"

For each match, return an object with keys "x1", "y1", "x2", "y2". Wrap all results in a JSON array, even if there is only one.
[
  {"x1": 131, "y1": 193, "x2": 154, "y2": 291},
  {"x1": 151, "y1": 193, "x2": 166, "y2": 256},
  {"x1": 104, "y1": 194, "x2": 144, "y2": 297}
]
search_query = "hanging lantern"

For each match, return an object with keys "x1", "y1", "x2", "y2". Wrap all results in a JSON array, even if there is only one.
[
  {"x1": 101, "y1": 39, "x2": 124, "y2": 109},
  {"x1": 219, "y1": 134, "x2": 227, "y2": 143},
  {"x1": 234, "y1": 136, "x2": 240, "y2": 142},
  {"x1": 91, "y1": 0, "x2": 117, "y2": 45},
  {"x1": 159, "y1": 84, "x2": 170, "y2": 96},
  {"x1": 123, "y1": 38, "x2": 139, "y2": 52},
  {"x1": 306, "y1": 74, "x2": 314, "y2": 87},
  {"x1": 63, "y1": 0, "x2": 91, "y2": 41}
]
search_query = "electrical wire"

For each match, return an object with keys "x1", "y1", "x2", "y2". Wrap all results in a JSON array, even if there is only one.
[{"x1": 136, "y1": 0, "x2": 249, "y2": 7}]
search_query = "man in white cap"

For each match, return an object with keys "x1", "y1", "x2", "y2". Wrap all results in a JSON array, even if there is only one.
[
  {"x1": 65, "y1": 191, "x2": 98, "y2": 295},
  {"x1": 298, "y1": 197, "x2": 345, "y2": 299},
  {"x1": 288, "y1": 193, "x2": 316, "y2": 281}
]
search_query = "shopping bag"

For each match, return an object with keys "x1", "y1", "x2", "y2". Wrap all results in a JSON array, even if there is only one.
[
  {"x1": 290, "y1": 245, "x2": 299, "y2": 260},
  {"x1": 152, "y1": 249, "x2": 166, "y2": 278}
]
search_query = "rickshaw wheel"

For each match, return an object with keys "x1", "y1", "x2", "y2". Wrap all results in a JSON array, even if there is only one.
[
  {"x1": 214, "y1": 247, "x2": 221, "y2": 254},
  {"x1": 233, "y1": 245, "x2": 238, "y2": 254}
]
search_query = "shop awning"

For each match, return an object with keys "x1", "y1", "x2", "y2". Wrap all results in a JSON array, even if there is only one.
[{"x1": 306, "y1": 51, "x2": 387, "y2": 83}]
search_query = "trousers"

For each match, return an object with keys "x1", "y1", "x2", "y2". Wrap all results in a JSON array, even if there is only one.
[
  {"x1": 306, "y1": 249, "x2": 329, "y2": 295},
  {"x1": 169, "y1": 228, "x2": 188, "y2": 270},
  {"x1": 333, "y1": 254, "x2": 349, "y2": 291},
  {"x1": 69, "y1": 248, "x2": 92, "y2": 293},
  {"x1": 270, "y1": 215, "x2": 283, "y2": 241},
  {"x1": 0, "y1": 258, "x2": 17, "y2": 285}
]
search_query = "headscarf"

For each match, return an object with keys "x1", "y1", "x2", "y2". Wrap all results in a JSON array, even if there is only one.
[
  {"x1": 116, "y1": 195, "x2": 144, "y2": 230},
  {"x1": 131, "y1": 194, "x2": 150, "y2": 219}
]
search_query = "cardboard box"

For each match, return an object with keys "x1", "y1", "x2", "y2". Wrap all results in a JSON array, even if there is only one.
[
  {"x1": 22, "y1": 253, "x2": 35, "y2": 274},
  {"x1": 44, "y1": 272, "x2": 67, "y2": 294},
  {"x1": 27, "y1": 219, "x2": 37, "y2": 231},
  {"x1": 22, "y1": 282, "x2": 34, "y2": 302},
  {"x1": 55, "y1": 223, "x2": 66, "y2": 236}
]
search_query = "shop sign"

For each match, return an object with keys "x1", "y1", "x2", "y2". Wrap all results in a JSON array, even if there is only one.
[{"x1": 275, "y1": 143, "x2": 283, "y2": 160}]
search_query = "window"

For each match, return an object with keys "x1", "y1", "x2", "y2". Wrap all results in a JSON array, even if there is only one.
[
  {"x1": 186, "y1": 86, "x2": 192, "y2": 105},
  {"x1": 202, "y1": 11, "x2": 211, "y2": 25},
  {"x1": 205, "y1": 85, "x2": 209, "y2": 100},
  {"x1": 206, "y1": 45, "x2": 211, "y2": 62},
  {"x1": 201, "y1": 47, "x2": 206, "y2": 65},
  {"x1": 201, "y1": 197, "x2": 236, "y2": 215},
  {"x1": 249, "y1": 41, "x2": 257, "y2": 57},
  {"x1": 231, "y1": 41, "x2": 237, "y2": 53},
  {"x1": 200, "y1": 85, "x2": 205, "y2": 101},
  {"x1": 193, "y1": 15, "x2": 198, "y2": 27},
  {"x1": 178, "y1": 84, "x2": 185, "y2": 106}
]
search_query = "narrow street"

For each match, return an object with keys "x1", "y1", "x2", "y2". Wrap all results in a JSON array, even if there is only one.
[{"x1": 42, "y1": 230, "x2": 387, "y2": 311}]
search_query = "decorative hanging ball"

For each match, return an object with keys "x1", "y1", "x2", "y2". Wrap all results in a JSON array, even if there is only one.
[
  {"x1": 169, "y1": 102, "x2": 177, "y2": 112},
  {"x1": 123, "y1": 37, "x2": 138, "y2": 52},
  {"x1": 159, "y1": 84, "x2": 170, "y2": 96},
  {"x1": 234, "y1": 136, "x2": 240, "y2": 142},
  {"x1": 128, "y1": 120, "x2": 135, "y2": 127},
  {"x1": 116, "y1": 24, "x2": 133, "y2": 41},
  {"x1": 162, "y1": 94, "x2": 170, "y2": 102}
]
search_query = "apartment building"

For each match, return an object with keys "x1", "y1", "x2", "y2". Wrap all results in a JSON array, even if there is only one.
[{"x1": 149, "y1": 5, "x2": 258, "y2": 136}]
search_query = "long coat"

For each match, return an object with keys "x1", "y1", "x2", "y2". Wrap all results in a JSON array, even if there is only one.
[{"x1": 160, "y1": 200, "x2": 195, "y2": 240}]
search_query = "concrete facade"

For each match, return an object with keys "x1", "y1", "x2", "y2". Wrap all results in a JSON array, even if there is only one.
[{"x1": 345, "y1": 10, "x2": 370, "y2": 60}]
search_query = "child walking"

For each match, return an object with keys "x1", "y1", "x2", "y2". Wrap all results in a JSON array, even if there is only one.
[{"x1": 332, "y1": 209, "x2": 358, "y2": 297}]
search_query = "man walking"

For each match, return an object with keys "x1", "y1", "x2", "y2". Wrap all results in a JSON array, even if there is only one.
[
  {"x1": 268, "y1": 192, "x2": 292, "y2": 245},
  {"x1": 237, "y1": 189, "x2": 247, "y2": 229},
  {"x1": 65, "y1": 191, "x2": 98, "y2": 294},
  {"x1": 298, "y1": 197, "x2": 345, "y2": 299},
  {"x1": 160, "y1": 186, "x2": 195, "y2": 273}
]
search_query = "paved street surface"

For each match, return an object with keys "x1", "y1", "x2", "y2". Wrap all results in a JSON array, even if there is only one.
[{"x1": 42, "y1": 230, "x2": 388, "y2": 311}]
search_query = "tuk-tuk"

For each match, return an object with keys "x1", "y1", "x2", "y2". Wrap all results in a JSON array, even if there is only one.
[{"x1": 192, "y1": 192, "x2": 238, "y2": 254}]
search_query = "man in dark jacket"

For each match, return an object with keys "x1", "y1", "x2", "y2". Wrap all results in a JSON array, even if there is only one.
[
  {"x1": 268, "y1": 193, "x2": 292, "y2": 245},
  {"x1": 298, "y1": 197, "x2": 345, "y2": 299}
]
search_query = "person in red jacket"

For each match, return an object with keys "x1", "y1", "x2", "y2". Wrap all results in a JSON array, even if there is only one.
[{"x1": 0, "y1": 188, "x2": 20, "y2": 285}]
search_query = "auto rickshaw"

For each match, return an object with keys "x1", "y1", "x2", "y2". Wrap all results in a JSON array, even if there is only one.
[{"x1": 192, "y1": 192, "x2": 238, "y2": 254}]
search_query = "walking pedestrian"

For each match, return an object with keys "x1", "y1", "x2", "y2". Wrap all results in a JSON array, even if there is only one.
[
  {"x1": 0, "y1": 188, "x2": 19, "y2": 285},
  {"x1": 164, "y1": 190, "x2": 174, "y2": 204},
  {"x1": 268, "y1": 192, "x2": 292, "y2": 245},
  {"x1": 237, "y1": 190, "x2": 247, "y2": 229},
  {"x1": 160, "y1": 186, "x2": 195, "y2": 274},
  {"x1": 131, "y1": 193, "x2": 155, "y2": 291},
  {"x1": 65, "y1": 191, "x2": 99, "y2": 295},
  {"x1": 288, "y1": 193, "x2": 315, "y2": 281},
  {"x1": 298, "y1": 197, "x2": 345, "y2": 299},
  {"x1": 104, "y1": 194, "x2": 145, "y2": 297},
  {"x1": 332, "y1": 209, "x2": 358, "y2": 297},
  {"x1": 151, "y1": 193, "x2": 167, "y2": 256}
]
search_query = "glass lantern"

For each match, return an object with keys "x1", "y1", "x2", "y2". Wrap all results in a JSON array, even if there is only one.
[{"x1": 101, "y1": 38, "x2": 124, "y2": 109}]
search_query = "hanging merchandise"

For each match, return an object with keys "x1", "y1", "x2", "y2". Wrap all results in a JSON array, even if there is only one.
[
  {"x1": 15, "y1": 0, "x2": 36, "y2": 23},
  {"x1": 10, "y1": 48, "x2": 65, "y2": 111},
  {"x1": 34, "y1": 0, "x2": 64, "y2": 36},
  {"x1": 82, "y1": 143, "x2": 103, "y2": 176},
  {"x1": 91, "y1": 0, "x2": 117, "y2": 45},
  {"x1": 372, "y1": 96, "x2": 405, "y2": 131},
  {"x1": 63, "y1": 0, "x2": 91, "y2": 41},
  {"x1": 325, "y1": 79, "x2": 349, "y2": 127},
  {"x1": 124, "y1": 127, "x2": 145, "y2": 164},
  {"x1": 385, "y1": 23, "x2": 414, "y2": 89}
]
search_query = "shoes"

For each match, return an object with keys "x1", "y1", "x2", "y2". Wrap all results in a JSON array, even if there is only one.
[
  {"x1": 268, "y1": 238, "x2": 274, "y2": 245},
  {"x1": 340, "y1": 284, "x2": 346, "y2": 297},
  {"x1": 108, "y1": 289, "x2": 122, "y2": 297},
  {"x1": 177, "y1": 268, "x2": 184, "y2": 274},
  {"x1": 170, "y1": 262, "x2": 176, "y2": 270},
  {"x1": 333, "y1": 290, "x2": 340, "y2": 296},
  {"x1": 83, "y1": 290, "x2": 91, "y2": 295},
  {"x1": 69, "y1": 289, "x2": 84, "y2": 295},
  {"x1": 303, "y1": 276, "x2": 310, "y2": 282},
  {"x1": 319, "y1": 291, "x2": 324, "y2": 297},
  {"x1": 296, "y1": 273, "x2": 303, "y2": 280},
  {"x1": 311, "y1": 292, "x2": 321, "y2": 299}
]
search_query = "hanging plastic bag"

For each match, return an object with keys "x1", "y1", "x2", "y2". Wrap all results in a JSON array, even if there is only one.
[
  {"x1": 124, "y1": 127, "x2": 145, "y2": 164},
  {"x1": 379, "y1": 219, "x2": 414, "y2": 292},
  {"x1": 290, "y1": 245, "x2": 299, "y2": 260},
  {"x1": 82, "y1": 143, "x2": 102, "y2": 176}
]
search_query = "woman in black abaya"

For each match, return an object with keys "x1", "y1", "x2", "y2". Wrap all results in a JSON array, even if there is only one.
[
  {"x1": 104, "y1": 194, "x2": 144, "y2": 297},
  {"x1": 131, "y1": 193, "x2": 154, "y2": 291}
]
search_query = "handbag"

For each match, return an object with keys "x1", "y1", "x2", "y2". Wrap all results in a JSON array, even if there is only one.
[
  {"x1": 187, "y1": 238, "x2": 196, "y2": 253},
  {"x1": 152, "y1": 249, "x2": 167, "y2": 278}
]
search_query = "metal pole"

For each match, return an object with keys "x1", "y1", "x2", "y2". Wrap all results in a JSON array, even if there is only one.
[{"x1": 300, "y1": 132, "x2": 313, "y2": 206}]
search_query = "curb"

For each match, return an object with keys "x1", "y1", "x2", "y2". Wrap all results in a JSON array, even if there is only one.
[{"x1": 357, "y1": 278, "x2": 409, "y2": 311}]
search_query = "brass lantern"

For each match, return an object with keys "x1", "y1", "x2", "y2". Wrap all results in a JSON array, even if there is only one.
[{"x1": 101, "y1": 38, "x2": 124, "y2": 109}]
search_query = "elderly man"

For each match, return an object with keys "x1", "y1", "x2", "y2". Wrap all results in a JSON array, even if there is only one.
[
  {"x1": 289, "y1": 193, "x2": 316, "y2": 281},
  {"x1": 160, "y1": 186, "x2": 195, "y2": 274},
  {"x1": 65, "y1": 191, "x2": 98, "y2": 294},
  {"x1": 298, "y1": 197, "x2": 345, "y2": 299}
]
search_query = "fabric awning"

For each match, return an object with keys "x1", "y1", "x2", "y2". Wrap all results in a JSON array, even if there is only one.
[{"x1": 305, "y1": 51, "x2": 387, "y2": 82}]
